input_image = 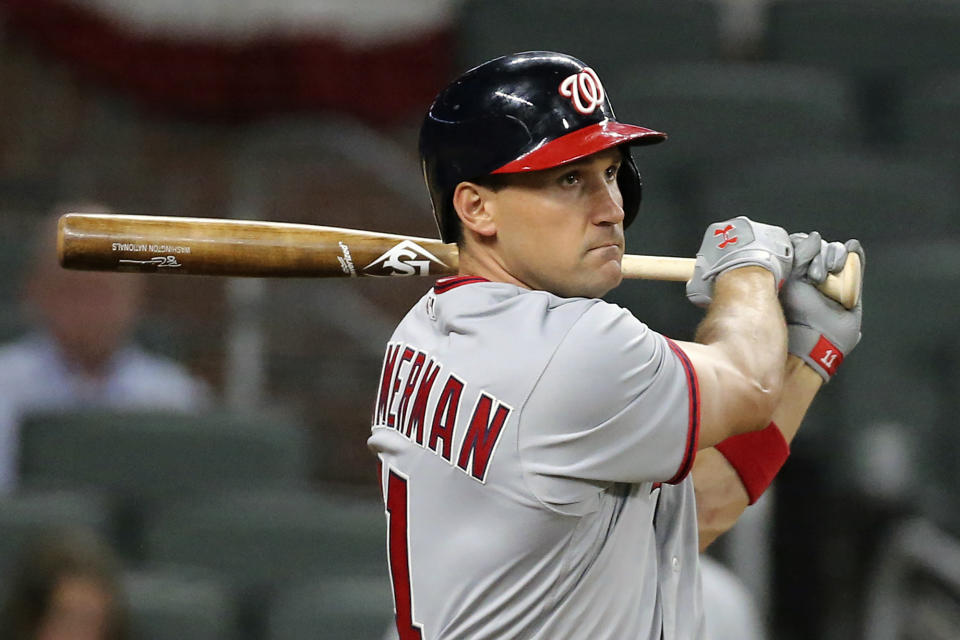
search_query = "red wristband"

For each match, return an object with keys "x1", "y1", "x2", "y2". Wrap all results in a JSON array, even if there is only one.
[{"x1": 715, "y1": 422, "x2": 790, "y2": 505}]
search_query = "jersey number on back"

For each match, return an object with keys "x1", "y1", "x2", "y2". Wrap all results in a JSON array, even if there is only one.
[{"x1": 386, "y1": 469, "x2": 425, "y2": 640}]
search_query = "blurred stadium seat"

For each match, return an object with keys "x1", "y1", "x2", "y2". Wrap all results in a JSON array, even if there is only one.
[
  {"x1": 124, "y1": 567, "x2": 239, "y2": 640},
  {"x1": 608, "y1": 63, "x2": 861, "y2": 181},
  {"x1": 764, "y1": 0, "x2": 960, "y2": 76},
  {"x1": 143, "y1": 487, "x2": 386, "y2": 595},
  {"x1": 18, "y1": 408, "x2": 309, "y2": 502},
  {"x1": 900, "y1": 72, "x2": 960, "y2": 161},
  {"x1": 863, "y1": 518, "x2": 960, "y2": 640},
  {"x1": 836, "y1": 242, "x2": 960, "y2": 505},
  {"x1": 266, "y1": 573, "x2": 395, "y2": 640},
  {"x1": 455, "y1": 0, "x2": 722, "y2": 73},
  {"x1": 694, "y1": 152, "x2": 960, "y2": 245},
  {"x1": 763, "y1": 0, "x2": 960, "y2": 146},
  {"x1": 0, "y1": 212, "x2": 42, "y2": 342},
  {"x1": 0, "y1": 488, "x2": 115, "y2": 577}
]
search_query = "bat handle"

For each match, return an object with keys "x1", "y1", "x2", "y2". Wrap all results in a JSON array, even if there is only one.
[
  {"x1": 819, "y1": 251, "x2": 861, "y2": 310},
  {"x1": 620, "y1": 252, "x2": 861, "y2": 309}
]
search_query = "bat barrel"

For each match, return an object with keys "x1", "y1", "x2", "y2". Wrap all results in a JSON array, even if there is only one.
[{"x1": 58, "y1": 213, "x2": 460, "y2": 278}]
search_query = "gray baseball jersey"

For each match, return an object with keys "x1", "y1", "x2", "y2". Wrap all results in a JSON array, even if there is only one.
[{"x1": 368, "y1": 277, "x2": 704, "y2": 640}]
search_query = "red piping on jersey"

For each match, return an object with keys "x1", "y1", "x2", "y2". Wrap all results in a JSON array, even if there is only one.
[
  {"x1": 377, "y1": 458, "x2": 384, "y2": 501},
  {"x1": 433, "y1": 276, "x2": 489, "y2": 294},
  {"x1": 664, "y1": 338, "x2": 700, "y2": 484}
]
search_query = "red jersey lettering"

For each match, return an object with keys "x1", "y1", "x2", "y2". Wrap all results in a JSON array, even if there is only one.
[
  {"x1": 428, "y1": 375, "x2": 464, "y2": 461},
  {"x1": 375, "y1": 343, "x2": 402, "y2": 426},
  {"x1": 406, "y1": 358, "x2": 440, "y2": 445},
  {"x1": 388, "y1": 347, "x2": 415, "y2": 428},
  {"x1": 456, "y1": 393, "x2": 512, "y2": 482},
  {"x1": 396, "y1": 351, "x2": 426, "y2": 433}
]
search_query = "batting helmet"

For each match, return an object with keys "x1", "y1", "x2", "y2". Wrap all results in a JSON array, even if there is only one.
[{"x1": 419, "y1": 51, "x2": 667, "y2": 243}]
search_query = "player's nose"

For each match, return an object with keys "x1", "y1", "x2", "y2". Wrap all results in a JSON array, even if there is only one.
[{"x1": 591, "y1": 179, "x2": 625, "y2": 226}]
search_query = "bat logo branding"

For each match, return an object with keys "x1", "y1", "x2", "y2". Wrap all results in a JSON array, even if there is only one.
[
  {"x1": 364, "y1": 240, "x2": 447, "y2": 277},
  {"x1": 559, "y1": 67, "x2": 605, "y2": 115},
  {"x1": 337, "y1": 241, "x2": 358, "y2": 277},
  {"x1": 118, "y1": 255, "x2": 182, "y2": 268}
]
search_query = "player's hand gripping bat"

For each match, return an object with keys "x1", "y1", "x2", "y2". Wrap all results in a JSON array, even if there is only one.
[{"x1": 57, "y1": 213, "x2": 861, "y2": 309}]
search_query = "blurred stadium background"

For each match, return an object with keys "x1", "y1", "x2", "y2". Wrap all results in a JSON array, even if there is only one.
[{"x1": 1, "y1": 0, "x2": 959, "y2": 638}]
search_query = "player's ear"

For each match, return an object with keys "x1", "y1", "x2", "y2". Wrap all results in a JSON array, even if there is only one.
[{"x1": 453, "y1": 181, "x2": 497, "y2": 238}]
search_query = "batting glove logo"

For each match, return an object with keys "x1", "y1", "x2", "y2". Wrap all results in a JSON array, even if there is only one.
[
  {"x1": 559, "y1": 67, "x2": 605, "y2": 115},
  {"x1": 714, "y1": 224, "x2": 738, "y2": 249},
  {"x1": 364, "y1": 240, "x2": 447, "y2": 276}
]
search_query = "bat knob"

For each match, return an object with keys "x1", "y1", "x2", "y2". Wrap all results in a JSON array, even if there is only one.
[{"x1": 819, "y1": 251, "x2": 861, "y2": 310}]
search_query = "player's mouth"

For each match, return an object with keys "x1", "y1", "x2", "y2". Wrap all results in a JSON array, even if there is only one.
[{"x1": 587, "y1": 241, "x2": 623, "y2": 256}]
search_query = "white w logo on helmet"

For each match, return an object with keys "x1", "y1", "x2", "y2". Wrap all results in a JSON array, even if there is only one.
[{"x1": 559, "y1": 67, "x2": 605, "y2": 115}]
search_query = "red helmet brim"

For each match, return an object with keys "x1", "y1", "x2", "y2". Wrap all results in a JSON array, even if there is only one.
[{"x1": 492, "y1": 121, "x2": 666, "y2": 174}]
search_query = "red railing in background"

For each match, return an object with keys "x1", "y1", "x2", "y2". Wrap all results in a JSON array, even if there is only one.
[{"x1": 0, "y1": 0, "x2": 454, "y2": 124}]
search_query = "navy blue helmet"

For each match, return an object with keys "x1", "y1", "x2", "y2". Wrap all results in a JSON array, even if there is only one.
[{"x1": 419, "y1": 51, "x2": 667, "y2": 243}]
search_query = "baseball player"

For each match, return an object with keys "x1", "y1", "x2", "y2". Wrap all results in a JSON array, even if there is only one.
[{"x1": 369, "y1": 51, "x2": 863, "y2": 639}]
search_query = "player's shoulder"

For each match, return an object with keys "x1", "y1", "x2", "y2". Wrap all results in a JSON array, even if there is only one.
[
  {"x1": 560, "y1": 297, "x2": 658, "y2": 353},
  {"x1": 500, "y1": 286, "x2": 606, "y2": 320},
  {"x1": 468, "y1": 286, "x2": 667, "y2": 375},
  {"x1": 392, "y1": 280, "x2": 659, "y2": 363},
  {"x1": 463, "y1": 284, "x2": 620, "y2": 348},
  {"x1": 399, "y1": 279, "x2": 598, "y2": 332},
  {"x1": 541, "y1": 297, "x2": 676, "y2": 388}
]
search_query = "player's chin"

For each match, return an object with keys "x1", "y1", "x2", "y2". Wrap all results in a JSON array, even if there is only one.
[
  {"x1": 595, "y1": 266, "x2": 624, "y2": 297},
  {"x1": 580, "y1": 255, "x2": 623, "y2": 298}
]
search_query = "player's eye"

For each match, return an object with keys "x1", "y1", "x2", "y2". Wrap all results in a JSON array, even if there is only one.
[
  {"x1": 559, "y1": 171, "x2": 580, "y2": 187},
  {"x1": 605, "y1": 163, "x2": 621, "y2": 182}
]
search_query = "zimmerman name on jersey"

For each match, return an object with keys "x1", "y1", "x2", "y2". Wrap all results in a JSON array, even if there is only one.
[{"x1": 373, "y1": 339, "x2": 512, "y2": 483}]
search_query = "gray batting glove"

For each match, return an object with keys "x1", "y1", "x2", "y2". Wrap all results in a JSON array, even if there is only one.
[
  {"x1": 781, "y1": 232, "x2": 865, "y2": 382},
  {"x1": 686, "y1": 216, "x2": 793, "y2": 307}
]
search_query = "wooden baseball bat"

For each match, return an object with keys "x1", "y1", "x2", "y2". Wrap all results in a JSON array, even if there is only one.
[{"x1": 57, "y1": 213, "x2": 861, "y2": 309}]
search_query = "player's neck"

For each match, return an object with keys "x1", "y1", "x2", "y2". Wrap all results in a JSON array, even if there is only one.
[{"x1": 457, "y1": 240, "x2": 531, "y2": 291}]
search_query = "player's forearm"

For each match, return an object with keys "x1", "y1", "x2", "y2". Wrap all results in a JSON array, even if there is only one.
[
  {"x1": 694, "y1": 355, "x2": 823, "y2": 550},
  {"x1": 694, "y1": 267, "x2": 788, "y2": 428},
  {"x1": 769, "y1": 355, "x2": 823, "y2": 444},
  {"x1": 693, "y1": 447, "x2": 750, "y2": 550}
]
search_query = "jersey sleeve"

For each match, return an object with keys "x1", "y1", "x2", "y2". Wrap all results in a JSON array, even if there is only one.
[{"x1": 518, "y1": 301, "x2": 699, "y2": 504}]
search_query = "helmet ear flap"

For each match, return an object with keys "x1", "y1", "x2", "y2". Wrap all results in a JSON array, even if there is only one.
[{"x1": 618, "y1": 151, "x2": 643, "y2": 229}]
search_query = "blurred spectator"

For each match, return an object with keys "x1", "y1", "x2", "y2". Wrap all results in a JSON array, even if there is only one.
[
  {"x1": 1, "y1": 528, "x2": 129, "y2": 640},
  {"x1": 0, "y1": 203, "x2": 210, "y2": 491}
]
